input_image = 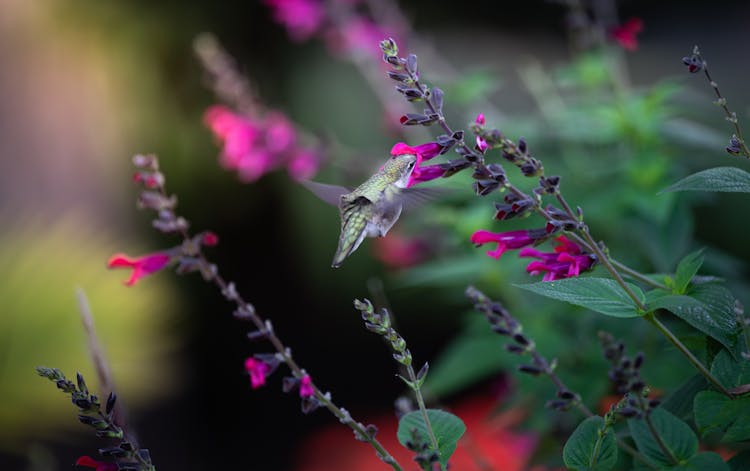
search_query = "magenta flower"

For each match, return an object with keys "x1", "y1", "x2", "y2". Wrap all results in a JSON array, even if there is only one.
[
  {"x1": 287, "y1": 149, "x2": 320, "y2": 181},
  {"x1": 202, "y1": 231, "x2": 219, "y2": 246},
  {"x1": 390, "y1": 141, "x2": 443, "y2": 187},
  {"x1": 470, "y1": 230, "x2": 537, "y2": 259},
  {"x1": 107, "y1": 252, "x2": 171, "y2": 286},
  {"x1": 264, "y1": 0, "x2": 325, "y2": 41},
  {"x1": 476, "y1": 135, "x2": 488, "y2": 153},
  {"x1": 299, "y1": 374, "x2": 315, "y2": 398},
  {"x1": 519, "y1": 236, "x2": 595, "y2": 281},
  {"x1": 610, "y1": 17, "x2": 643, "y2": 51},
  {"x1": 475, "y1": 113, "x2": 486, "y2": 126},
  {"x1": 75, "y1": 456, "x2": 117, "y2": 471},
  {"x1": 245, "y1": 357, "x2": 272, "y2": 389},
  {"x1": 264, "y1": 111, "x2": 297, "y2": 154}
]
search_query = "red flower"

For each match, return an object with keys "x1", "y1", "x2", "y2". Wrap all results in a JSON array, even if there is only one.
[
  {"x1": 107, "y1": 252, "x2": 171, "y2": 286},
  {"x1": 470, "y1": 230, "x2": 537, "y2": 259},
  {"x1": 75, "y1": 456, "x2": 117, "y2": 471},
  {"x1": 292, "y1": 389, "x2": 537, "y2": 471},
  {"x1": 202, "y1": 232, "x2": 219, "y2": 246},
  {"x1": 610, "y1": 17, "x2": 643, "y2": 51},
  {"x1": 299, "y1": 375, "x2": 314, "y2": 398},
  {"x1": 390, "y1": 141, "x2": 443, "y2": 187},
  {"x1": 245, "y1": 357, "x2": 272, "y2": 389}
]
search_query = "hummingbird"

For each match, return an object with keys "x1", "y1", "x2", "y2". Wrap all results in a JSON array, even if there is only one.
[{"x1": 303, "y1": 153, "x2": 437, "y2": 268}]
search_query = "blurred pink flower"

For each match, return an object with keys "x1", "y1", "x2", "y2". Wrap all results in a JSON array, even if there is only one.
[
  {"x1": 475, "y1": 113, "x2": 486, "y2": 126},
  {"x1": 328, "y1": 16, "x2": 389, "y2": 58},
  {"x1": 245, "y1": 357, "x2": 271, "y2": 389},
  {"x1": 264, "y1": 112, "x2": 297, "y2": 154},
  {"x1": 287, "y1": 150, "x2": 320, "y2": 181},
  {"x1": 75, "y1": 456, "x2": 117, "y2": 471},
  {"x1": 610, "y1": 17, "x2": 643, "y2": 51},
  {"x1": 107, "y1": 252, "x2": 171, "y2": 286},
  {"x1": 299, "y1": 375, "x2": 314, "y2": 398},
  {"x1": 265, "y1": 0, "x2": 326, "y2": 41},
  {"x1": 372, "y1": 231, "x2": 429, "y2": 269},
  {"x1": 390, "y1": 141, "x2": 442, "y2": 187}
]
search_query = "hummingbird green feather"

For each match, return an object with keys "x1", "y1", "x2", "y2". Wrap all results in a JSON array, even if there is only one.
[{"x1": 303, "y1": 153, "x2": 431, "y2": 268}]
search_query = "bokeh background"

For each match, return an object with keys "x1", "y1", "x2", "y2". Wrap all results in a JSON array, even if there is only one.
[{"x1": 2, "y1": 0, "x2": 750, "y2": 469}]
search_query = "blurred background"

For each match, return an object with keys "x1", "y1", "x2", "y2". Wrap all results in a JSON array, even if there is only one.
[{"x1": 2, "y1": 0, "x2": 750, "y2": 469}]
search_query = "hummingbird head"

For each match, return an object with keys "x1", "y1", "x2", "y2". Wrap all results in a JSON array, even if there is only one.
[{"x1": 384, "y1": 153, "x2": 418, "y2": 188}]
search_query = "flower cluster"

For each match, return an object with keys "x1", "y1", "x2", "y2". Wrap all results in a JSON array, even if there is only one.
[
  {"x1": 263, "y1": 0, "x2": 394, "y2": 60},
  {"x1": 471, "y1": 230, "x2": 595, "y2": 281},
  {"x1": 205, "y1": 105, "x2": 319, "y2": 182}
]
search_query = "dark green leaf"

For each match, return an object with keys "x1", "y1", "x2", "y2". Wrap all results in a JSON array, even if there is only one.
[
  {"x1": 667, "y1": 452, "x2": 730, "y2": 470},
  {"x1": 729, "y1": 450, "x2": 750, "y2": 471},
  {"x1": 661, "y1": 374, "x2": 708, "y2": 420},
  {"x1": 661, "y1": 167, "x2": 750, "y2": 193},
  {"x1": 674, "y1": 249, "x2": 705, "y2": 294},
  {"x1": 711, "y1": 350, "x2": 750, "y2": 389},
  {"x1": 694, "y1": 390, "x2": 750, "y2": 442},
  {"x1": 514, "y1": 277, "x2": 644, "y2": 318},
  {"x1": 628, "y1": 408, "x2": 697, "y2": 467},
  {"x1": 563, "y1": 416, "x2": 618, "y2": 470},
  {"x1": 397, "y1": 409, "x2": 466, "y2": 468},
  {"x1": 646, "y1": 288, "x2": 738, "y2": 353}
]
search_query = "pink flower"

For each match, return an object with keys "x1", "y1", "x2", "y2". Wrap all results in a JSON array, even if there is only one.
[
  {"x1": 299, "y1": 375, "x2": 314, "y2": 398},
  {"x1": 204, "y1": 105, "x2": 265, "y2": 175},
  {"x1": 476, "y1": 135, "x2": 488, "y2": 153},
  {"x1": 287, "y1": 149, "x2": 320, "y2": 181},
  {"x1": 264, "y1": 112, "x2": 297, "y2": 154},
  {"x1": 372, "y1": 231, "x2": 429, "y2": 269},
  {"x1": 245, "y1": 357, "x2": 272, "y2": 389},
  {"x1": 202, "y1": 232, "x2": 219, "y2": 246},
  {"x1": 390, "y1": 141, "x2": 443, "y2": 187},
  {"x1": 470, "y1": 230, "x2": 537, "y2": 259},
  {"x1": 75, "y1": 456, "x2": 117, "y2": 471},
  {"x1": 519, "y1": 236, "x2": 595, "y2": 281},
  {"x1": 475, "y1": 113, "x2": 486, "y2": 126},
  {"x1": 265, "y1": 0, "x2": 325, "y2": 41},
  {"x1": 610, "y1": 17, "x2": 643, "y2": 51},
  {"x1": 107, "y1": 252, "x2": 171, "y2": 286},
  {"x1": 329, "y1": 16, "x2": 389, "y2": 58}
]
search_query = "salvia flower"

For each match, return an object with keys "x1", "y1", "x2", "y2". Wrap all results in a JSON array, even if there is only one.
[
  {"x1": 299, "y1": 374, "x2": 315, "y2": 398},
  {"x1": 75, "y1": 456, "x2": 117, "y2": 471},
  {"x1": 372, "y1": 230, "x2": 429, "y2": 269},
  {"x1": 244, "y1": 357, "x2": 272, "y2": 389},
  {"x1": 390, "y1": 141, "x2": 443, "y2": 187},
  {"x1": 107, "y1": 252, "x2": 172, "y2": 286},
  {"x1": 470, "y1": 230, "x2": 539, "y2": 259},
  {"x1": 204, "y1": 105, "x2": 320, "y2": 182},
  {"x1": 519, "y1": 236, "x2": 595, "y2": 281},
  {"x1": 264, "y1": 0, "x2": 325, "y2": 42},
  {"x1": 610, "y1": 17, "x2": 643, "y2": 51}
]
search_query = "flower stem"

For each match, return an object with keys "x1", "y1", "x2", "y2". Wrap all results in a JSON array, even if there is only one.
[{"x1": 406, "y1": 363, "x2": 441, "y2": 466}]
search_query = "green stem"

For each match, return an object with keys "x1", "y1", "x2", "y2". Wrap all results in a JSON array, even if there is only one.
[
  {"x1": 638, "y1": 396, "x2": 679, "y2": 466},
  {"x1": 406, "y1": 363, "x2": 441, "y2": 469},
  {"x1": 645, "y1": 313, "x2": 733, "y2": 398}
]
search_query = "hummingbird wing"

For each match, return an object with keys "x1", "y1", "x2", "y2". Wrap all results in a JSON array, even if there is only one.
[
  {"x1": 332, "y1": 195, "x2": 372, "y2": 268},
  {"x1": 398, "y1": 187, "x2": 449, "y2": 211},
  {"x1": 300, "y1": 180, "x2": 351, "y2": 206}
]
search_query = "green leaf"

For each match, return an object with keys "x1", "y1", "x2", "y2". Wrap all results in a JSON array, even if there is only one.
[
  {"x1": 668, "y1": 452, "x2": 730, "y2": 470},
  {"x1": 694, "y1": 390, "x2": 750, "y2": 442},
  {"x1": 661, "y1": 374, "x2": 709, "y2": 420},
  {"x1": 514, "y1": 277, "x2": 644, "y2": 318},
  {"x1": 674, "y1": 249, "x2": 705, "y2": 294},
  {"x1": 645, "y1": 287, "x2": 738, "y2": 353},
  {"x1": 661, "y1": 167, "x2": 750, "y2": 193},
  {"x1": 563, "y1": 416, "x2": 618, "y2": 471},
  {"x1": 628, "y1": 408, "x2": 698, "y2": 467},
  {"x1": 711, "y1": 349, "x2": 750, "y2": 388},
  {"x1": 397, "y1": 409, "x2": 466, "y2": 468}
]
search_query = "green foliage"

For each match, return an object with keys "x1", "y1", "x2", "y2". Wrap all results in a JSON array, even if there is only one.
[
  {"x1": 694, "y1": 391, "x2": 750, "y2": 442},
  {"x1": 397, "y1": 409, "x2": 466, "y2": 468},
  {"x1": 628, "y1": 408, "x2": 698, "y2": 468},
  {"x1": 562, "y1": 416, "x2": 617, "y2": 471},
  {"x1": 710, "y1": 350, "x2": 750, "y2": 389},
  {"x1": 672, "y1": 249, "x2": 705, "y2": 294},
  {"x1": 669, "y1": 452, "x2": 730, "y2": 470},
  {"x1": 661, "y1": 374, "x2": 708, "y2": 420},
  {"x1": 514, "y1": 277, "x2": 644, "y2": 318},
  {"x1": 662, "y1": 167, "x2": 750, "y2": 193}
]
